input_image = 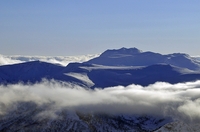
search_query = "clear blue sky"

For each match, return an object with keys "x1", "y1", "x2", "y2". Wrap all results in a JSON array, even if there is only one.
[{"x1": 1, "y1": 0, "x2": 200, "y2": 56}]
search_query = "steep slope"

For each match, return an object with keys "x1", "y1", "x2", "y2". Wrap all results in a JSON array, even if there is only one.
[{"x1": 85, "y1": 47, "x2": 200, "y2": 71}]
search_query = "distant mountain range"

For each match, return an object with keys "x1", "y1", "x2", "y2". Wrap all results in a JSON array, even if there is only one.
[{"x1": 0, "y1": 47, "x2": 200, "y2": 88}]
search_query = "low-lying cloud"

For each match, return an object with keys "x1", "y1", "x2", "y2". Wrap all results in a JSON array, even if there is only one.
[
  {"x1": 0, "y1": 80, "x2": 200, "y2": 123},
  {"x1": 0, "y1": 54, "x2": 99, "y2": 66}
]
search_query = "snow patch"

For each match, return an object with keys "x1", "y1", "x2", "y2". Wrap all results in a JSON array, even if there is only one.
[{"x1": 65, "y1": 72, "x2": 94, "y2": 87}]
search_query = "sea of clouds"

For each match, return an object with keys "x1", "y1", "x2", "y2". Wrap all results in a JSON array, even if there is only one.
[
  {"x1": 0, "y1": 54, "x2": 100, "y2": 66},
  {"x1": 0, "y1": 80, "x2": 200, "y2": 123}
]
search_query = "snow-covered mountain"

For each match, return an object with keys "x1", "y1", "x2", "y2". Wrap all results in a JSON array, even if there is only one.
[
  {"x1": 86, "y1": 47, "x2": 200, "y2": 71},
  {"x1": 0, "y1": 47, "x2": 200, "y2": 87},
  {"x1": 1, "y1": 47, "x2": 200, "y2": 131},
  {"x1": 1, "y1": 60, "x2": 200, "y2": 88}
]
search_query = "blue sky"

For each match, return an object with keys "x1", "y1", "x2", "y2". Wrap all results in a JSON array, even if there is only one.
[{"x1": 0, "y1": 1, "x2": 200, "y2": 56}]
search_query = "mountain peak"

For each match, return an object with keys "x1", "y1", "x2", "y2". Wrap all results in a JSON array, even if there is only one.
[
  {"x1": 100, "y1": 47, "x2": 142, "y2": 57},
  {"x1": 119, "y1": 47, "x2": 142, "y2": 53}
]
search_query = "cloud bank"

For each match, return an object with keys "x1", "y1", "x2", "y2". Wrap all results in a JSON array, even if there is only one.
[
  {"x1": 0, "y1": 54, "x2": 99, "y2": 66},
  {"x1": 0, "y1": 80, "x2": 200, "y2": 123}
]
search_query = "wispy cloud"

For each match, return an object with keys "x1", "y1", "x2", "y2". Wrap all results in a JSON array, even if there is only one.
[{"x1": 0, "y1": 80, "x2": 200, "y2": 123}]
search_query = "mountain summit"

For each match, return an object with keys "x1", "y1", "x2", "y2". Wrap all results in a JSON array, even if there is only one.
[{"x1": 100, "y1": 47, "x2": 142, "y2": 57}]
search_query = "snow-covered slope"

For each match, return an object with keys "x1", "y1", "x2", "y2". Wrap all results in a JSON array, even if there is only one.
[
  {"x1": 86, "y1": 47, "x2": 200, "y2": 71},
  {"x1": 0, "y1": 102, "x2": 171, "y2": 132}
]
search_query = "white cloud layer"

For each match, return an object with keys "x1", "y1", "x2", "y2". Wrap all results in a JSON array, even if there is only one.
[
  {"x1": 0, "y1": 80, "x2": 200, "y2": 123},
  {"x1": 0, "y1": 54, "x2": 99, "y2": 66}
]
